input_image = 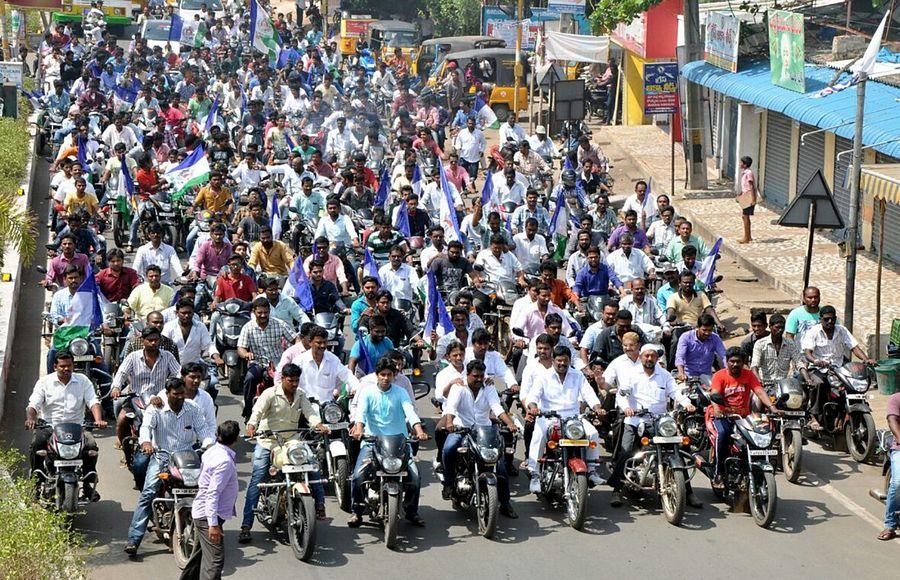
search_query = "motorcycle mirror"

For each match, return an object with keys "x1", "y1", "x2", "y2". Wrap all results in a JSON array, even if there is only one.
[{"x1": 512, "y1": 328, "x2": 525, "y2": 337}]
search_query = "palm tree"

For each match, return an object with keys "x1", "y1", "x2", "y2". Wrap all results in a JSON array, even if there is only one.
[{"x1": 0, "y1": 176, "x2": 37, "y2": 270}]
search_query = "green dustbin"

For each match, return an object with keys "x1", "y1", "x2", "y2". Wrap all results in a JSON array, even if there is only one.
[{"x1": 874, "y1": 359, "x2": 900, "y2": 396}]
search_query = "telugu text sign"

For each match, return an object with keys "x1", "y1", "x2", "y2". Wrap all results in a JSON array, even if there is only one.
[
  {"x1": 643, "y1": 61, "x2": 678, "y2": 115},
  {"x1": 768, "y1": 9, "x2": 806, "y2": 93},
  {"x1": 704, "y1": 11, "x2": 740, "y2": 72}
]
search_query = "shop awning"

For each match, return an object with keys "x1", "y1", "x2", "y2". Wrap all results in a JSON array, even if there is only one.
[
  {"x1": 861, "y1": 164, "x2": 900, "y2": 204},
  {"x1": 681, "y1": 60, "x2": 900, "y2": 159}
]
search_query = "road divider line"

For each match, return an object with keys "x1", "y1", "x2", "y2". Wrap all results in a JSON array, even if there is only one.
[{"x1": 806, "y1": 473, "x2": 898, "y2": 538}]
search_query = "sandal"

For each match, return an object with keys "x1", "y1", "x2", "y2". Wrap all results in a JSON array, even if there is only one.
[
  {"x1": 315, "y1": 504, "x2": 327, "y2": 521},
  {"x1": 238, "y1": 528, "x2": 252, "y2": 544},
  {"x1": 877, "y1": 528, "x2": 897, "y2": 541}
]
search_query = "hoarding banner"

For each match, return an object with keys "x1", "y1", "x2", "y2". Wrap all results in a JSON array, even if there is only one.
[
  {"x1": 768, "y1": 9, "x2": 806, "y2": 93},
  {"x1": 643, "y1": 61, "x2": 679, "y2": 114},
  {"x1": 704, "y1": 11, "x2": 740, "y2": 72}
]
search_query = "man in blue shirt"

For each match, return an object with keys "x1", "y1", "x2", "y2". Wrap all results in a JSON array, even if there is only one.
[
  {"x1": 348, "y1": 357, "x2": 428, "y2": 528},
  {"x1": 349, "y1": 315, "x2": 394, "y2": 375},
  {"x1": 573, "y1": 246, "x2": 623, "y2": 301},
  {"x1": 674, "y1": 314, "x2": 726, "y2": 382}
]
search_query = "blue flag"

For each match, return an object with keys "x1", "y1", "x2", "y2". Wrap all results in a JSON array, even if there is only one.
[
  {"x1": 114, "y1": 81, "x2": 139, "y2": 104},
  {"x1": 547, "y1": 186, "x2": 565, "y2": 235},
  {"x1": 283, "y1": 256, "x2": 314, "y2": 311},
  {"x1": 424, "y1": 269, "x2": 453, "y2": 337},
  {"x1": 204, "y1": 95, "x2": 219, "y2": 133},
  {"x1": 373, "y1": 167, "x2": 390, "y2": 212},
  {"x1": 76, "y1": 135, "x2": 91, "y2": 174},
  {"x1": 121, "y1": 155, "x2": 135, "y2": 196},
  {"x1": 698, "y1": 238, "x2": 724, "y2": 289},
  {"x1": 362, "y1": 248, "x2": 381, "y2": 283},
  {"x1": 480, "y1": 169, "x2": 495, "y2": 207},
  {"x1": 285, "y1": 132, "x2": 296, "y2": 150},
  {"x1": 355, "y1": 330, "x2": 374, "y2": 375},
  {"x1": 411, "y1": 163, "x2": 423, "y2": 196},
  {"x1": 563, "y1": 154, "x2": 575, "y2": 173},
  {"x1": 269, "y1": 191, "x2": 282, "y2": 240},
  {"x1": 395, "y1": 200, "x2": 411, "y2": 237},
  {"x1": 437, "y1": 158, "x2": 464, "y2": 244},
  {"x1": 169, "y1": 14, "x2": 184, "y2": 42}
]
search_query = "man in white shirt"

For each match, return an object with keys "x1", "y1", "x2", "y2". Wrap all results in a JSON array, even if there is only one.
[
  {"x1": 528, "y1": 126, "x2": 558, "y2": 160},
  {"x1": 440, "y1": 359, "x2": 520, "y2": 518},
  {"x1": 646, "y1": 204, "x2": 676, "y2": 253},
  {"x1": 607, "y1": 345, "x2": 699, "y2": 508},
  {"x1": 162, "y1": 299, "x2": 218, "y2": 365},
  {"x1": 619, "y1": 278, "x2": 666, "y2": 328},
  {"x1": 101, "y1": 113, "x2": 139, "y2": 151},
  {"x1": 325, "y1": 116, "x2": 360, "y2": 160},
  {"x1": 512, "y1": 218, "x2": 548, "y2": 275},
  {"x1": 498, "y1": 114, "x2": 527, "y2": 145},
  {"x1": 494, "y1": 167, "x2": 527, "y2": 205},
  {"x1": 297, "y1": 326, "x2": 360, "y2": 403},
  {"x1": 131, "y1": 222, "x2": 184, "y2": 284},
  {"x1": 801, "y1": 305, "x2": 874, "y2": 428},
  {"x1": 378, "y1": 246, "x2": 420, "y2": 304},
  {"x1": 524, "y1": 346, "x2": 605, "y2": 491},
  {"x1": 26, "y1": 350, "x2": 106, "y2": 500},
  {"x1": 606, "y1": 233, "x2": 655, "y2": 286},
  {"x1": 464, "y1": 328, "x2": 519, "y2": 390},
  {"x1": 474, "y1": 234, "x2": 526, "y2": 287},
  {"x1": 453, "y1": 117, "x2": 486, "y2": 179}
]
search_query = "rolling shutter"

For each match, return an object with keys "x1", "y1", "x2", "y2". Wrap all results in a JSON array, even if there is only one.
[
  {"x1": 796, "y1": 123, "x2": 825, "y2": 194},
  {"x1": 763, "y1": 112, "x2": 792, "y2": 208},
  {"x1": 873, "y1": 152, "x2": 900, "y2": 262}
]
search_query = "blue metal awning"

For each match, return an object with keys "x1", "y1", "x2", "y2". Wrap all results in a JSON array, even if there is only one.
[{"x1": 681, "y1": 60, "x2": 900, "y2": 159}]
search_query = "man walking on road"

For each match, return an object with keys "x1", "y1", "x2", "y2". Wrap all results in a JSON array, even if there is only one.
[{"x1": 181, "y1": 421, "x2": 239, "y2": 580}]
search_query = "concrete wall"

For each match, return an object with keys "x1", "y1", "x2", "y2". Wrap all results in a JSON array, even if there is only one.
[{"x1": 0, "y1": 116, "x2": 38, "y2": 420}]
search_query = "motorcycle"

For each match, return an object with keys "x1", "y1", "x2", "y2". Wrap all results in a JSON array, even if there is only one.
[
  {"x1": 149, "y1": 448, "x2": 202, "y2": 569},
  {"x1": 478, "y1": 279, "x2": 520, "y2": 357},
  {"x1": 674, "y1": 376, "x2": 713, "y2": 454},
  {"x1": 533, "y1": 411, "x2": 596, "y2": 530},
  {"x1": 440, "y1": 425, "x2": 505, "y2": 538},
  {"x1": 700, "y1": 393, "x2": 780, "y2": 528},
  {"x1": 806, "y1": 362, "x2": 876, "y2": 463},
  {"x1": 30, "y1": 420, "x2": 102, "y2": 514},
  {"x1": 100, "y1": 300, "x2": 128, "y2": 372},
  {"x1": 122, "y1": 392, "x2": 155, "y2": 489},
  {"x1": 620, "y1": 410, "x2": 692, "y2": 525},
  {"x1": 250, "y1": 429, "x2": 320, "y2": 561},
  {"x1": 759, "y1": 378, "x2": 807, "y2": 483},
  {"x1": 213, "y1": 298, "x2": 252, "y2": 395},
  {"x1": 869, "y1": 429, "x2": 895, "y2": 506},
  {"x1": 310, "y1": 397, "x2": 352, "y2": 512},
  {"x1": 357, "y1": 435, "x2": 418, "y2": 549}
]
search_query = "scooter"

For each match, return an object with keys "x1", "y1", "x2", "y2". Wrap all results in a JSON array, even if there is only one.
[{"x1": 212, "y1": 298, "x2": 252, "y2": 395}]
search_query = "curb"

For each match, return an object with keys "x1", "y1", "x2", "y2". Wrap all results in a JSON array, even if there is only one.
[{"x1": 0, "y1": 113, "x2": 40, "y2": 420}]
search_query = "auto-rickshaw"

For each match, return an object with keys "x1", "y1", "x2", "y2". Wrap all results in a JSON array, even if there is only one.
[
  {"x1": 430, "y1": 48, "x2": 529, "y2": 121},
  {"x1": 367, "y1": 20, "x2": 419, "y2": 63},
  {"x1": 339, "y1": 13, "x2": 375, "y2": 56},
  {"x1": 412, "y1": 36, "x2": 506, "y2": 79}
]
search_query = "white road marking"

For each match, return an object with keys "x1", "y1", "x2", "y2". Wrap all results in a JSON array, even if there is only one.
[{"x1": 806, "y1": 473, "x2": 900, "y2": 540}]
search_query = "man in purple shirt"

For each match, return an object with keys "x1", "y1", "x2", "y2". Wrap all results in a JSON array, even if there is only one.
[
  {"x1": 42, "y1": 233, "x2": 90, "y2": 287},
  {"x1": 607, "y1": 209, "x2": 652, "y2": 254},
  {"x1": 573, "y1": 245, "x2": 623, "y2": 300},
  {"x1": 181, "y1": 420, "x2": 239, "y2": 580},
  {"x1": 192, "y1": 223, "x2": 233, "y2": 280},
  {"x1": 674, "y1": 314, "x2": 726, "y2": 382}
]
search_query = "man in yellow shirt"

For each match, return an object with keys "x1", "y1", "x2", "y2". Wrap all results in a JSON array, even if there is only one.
[
  {"x1": 127, "y1": 265, "x2": 176, "y2": 319},
  {"x1": 249, "y1": 226, "x2": 293, "y2": 276},
  {"x1": 193, "y1": 171, "x2": 234, "y2": 216},
  {"x1": 63, "y1": 177, "x2": 101, "y2": 219}
]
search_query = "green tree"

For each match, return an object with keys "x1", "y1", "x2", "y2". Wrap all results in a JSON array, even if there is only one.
[
  {"x1": 589, "y1": 0, "x2": 664, "y2": 34},
  {"x1": 0, "y1": 117, "x2": 37, "y2": 270},
  {"x1": 423, "y1": 0, "x2": 482, "y2": 37}
]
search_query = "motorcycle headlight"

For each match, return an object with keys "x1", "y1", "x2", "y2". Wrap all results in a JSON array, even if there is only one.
[
  {"x1": 747, "y1": 429, "x2": 773, "y2": 448},
  {"x1": 70, "y1": 338, "x2": 90, "y2": 357},
  {"x1": 323, "y1": 403, "x2": 344, "y2": 424},
  {"x1": 828, "y1": 374, "x2": 843, "y2": 388},
  {"x1": 382, "y1": 457, "x2": 403, "y2": 474},
  {"x1": 287, "y1": 444, "x2": 313, "y2": 465},
  {"x1": 563, "y1": 420, "x2": 585, "y2": 440},
  {"x1": 58, "y1": 443, "x2": 82, "y2": 460},
  {"x1": 104, "y1": 312, "x2": 117, "y2": 327},
  {"x1": 657, "y1": 416, "x2": 678, "y2": 438},
  {"x1": 180, "y1": 468, "x2": 201, "y2": 487},
  {"x1": 225, "y1": 302, "x2": 240, "y2": 314},
  {"x1": 846, "y1": 378, "x2": 868, "y2": 393},
  {"x1": 479, "y1": 446, "x2": 500, "y2": 464}
]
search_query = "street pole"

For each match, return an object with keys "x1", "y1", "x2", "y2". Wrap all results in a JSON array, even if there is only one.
[
  {"x1": 683, "y1": 0, "x2": 707, "y2": 190},
  {"x1": 844, "y1": 72, "x2": 867, "y2": 334},
  {"x1": 671, "y1": 112, "x2": 675, "y2": 195},
  {"x1": 513, "y1": 0, "x2": 523, "y2": 117},
  {"x1": 803, "y1": 201, "x2": 817, "y2": 289}
]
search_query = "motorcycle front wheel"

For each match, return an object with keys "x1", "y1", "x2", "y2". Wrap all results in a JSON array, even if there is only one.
[
  {"x1": 846, "y1": 412, "x2": 876, "y2": 463},
  {"x1": 783, "y1": 429, "x2": 803, "y2": 483},
  {"x1": 660, "y1": 466, "x2": 686, "y2": 526},
  {"x1": 173, "y1": 508, "x2": 196, "y2": 569},
  {"x1": 384, "y1": 493, "x2": 401, "y2": 550},
  {"x1": 227, "y1": 367, "x2": 242, "y2": 395},
  {"x1": 749, "y1": 470, "x2": 777, "y2": 528},
  {"x1": 286, "y1": 492, "x2": 316, "y2": 562},
  {"x1": 113, "y1": 213, "x2": 127, "y2": 248},
  {"x1": 565, "y1": 470, "x2": 588, "y2": 530},
  {"x1": 61, "y1": 481, "x2": 78, "y2": 513},
  {"x1": 477, "y1": 481, "x2": 499, "y2": 539},
  {"x1": 333, "y1": 457, "x2": 351, "y2": 513}
]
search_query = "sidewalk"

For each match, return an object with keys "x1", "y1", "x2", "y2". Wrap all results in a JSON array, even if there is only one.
[{"x1": 601, "y1": 124, "x2": 900, "y2": 358}]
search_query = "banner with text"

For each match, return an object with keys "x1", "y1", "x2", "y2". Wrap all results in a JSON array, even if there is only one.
[
  {"x1": 768, "y1": 9, "x2": 806, "y2": 93},
  {"x1": 643, "y1": 61, "x2": 679, "y2": 115},
  {"x1": 704, "y1": 11, "x2": 741, "y2": 72}
]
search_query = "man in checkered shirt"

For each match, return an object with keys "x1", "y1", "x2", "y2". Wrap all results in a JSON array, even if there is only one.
[{"x1": 238, "y1": 297, "x2": 299, "y2": 419}]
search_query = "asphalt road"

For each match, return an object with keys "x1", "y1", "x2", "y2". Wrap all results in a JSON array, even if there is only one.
[{"x1": 3, "y1": 162, "x2": 900, "y2": 580}]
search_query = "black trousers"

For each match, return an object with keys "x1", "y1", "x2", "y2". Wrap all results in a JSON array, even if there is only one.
[{"x1": 180, "y1": 517, "x2": 225, "y2": 580}]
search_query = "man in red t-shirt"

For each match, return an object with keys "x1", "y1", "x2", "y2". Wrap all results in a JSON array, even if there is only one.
[
  {"x1": 706, "y1": 346, "x2": 778, "y2": 489},
  {"x1": 213, "y1": 254, "x2": 258, "y2": 307}
]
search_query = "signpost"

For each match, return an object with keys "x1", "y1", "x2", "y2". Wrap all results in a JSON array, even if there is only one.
[
  {"x1": 643, "y1": 62, "x2": 679, "y2": 195},
  {"x1": 0, "y1": 61, "x2": 23, "y2": 88},
  {"x1": 777, "y1": 170, "x2": 846, "y2": 288}
]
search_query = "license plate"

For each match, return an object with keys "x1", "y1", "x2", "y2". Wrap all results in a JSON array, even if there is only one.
[
  {"x1": 327, "y1": 422, "x2": 349, "y2": 430},
  {"x1": 327, "y1": 341, "x2": 338, "y2": 346},
  {"x1": 173, "y1": 488, "x2": 197, "y2": 496},
  {"x1": 653, "y1": 436, "x2": 684, "y2": 444},
  {"x1": 55, "y1": 459, "x2": 83, "y2": 467},
  {"x1": 402, "y1": 368, "x2": 413, "y2": 376},
  {"x1": 846, "y1": 394, "x2": 866, "y2": 401},
  {"x1": 781, "y1": 410, "x2": 805, "y2": 417},
  {"x1": 74, "y1": 355, "x2": 93, "y2": 362},
  {"x1": 748, "y1": 449, "x2": 778, "y2": 457},
  {"x1": 282, "y1": 464, "x2": 316, "y2": 473},
  {"x1": 559, "y1": 439, "x2": 588, "y2": 447}
]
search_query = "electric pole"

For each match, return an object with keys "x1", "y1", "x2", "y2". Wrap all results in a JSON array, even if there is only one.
[
  {"x1": 683, "y1": 0, "x2": 708, "y2": 189},
  {"x1": 844, "y1": 71, "x2": 867, "y2": 333}
]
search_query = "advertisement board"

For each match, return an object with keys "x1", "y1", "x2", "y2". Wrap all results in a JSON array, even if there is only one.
[
  {"x1": 643, "y1": 61, "x2": 678, "y2": 114},
  {"x1": 704, "y1": 11, "x2": 740, "y2": 72},
  {"x1": 768, "y1": 9, "x2": 806, "y2": 93},
  {"x1": 546, "y1": 0, "x2": 585, "y2": 16}
]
